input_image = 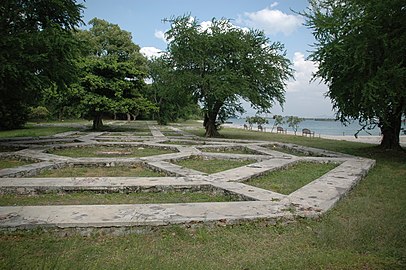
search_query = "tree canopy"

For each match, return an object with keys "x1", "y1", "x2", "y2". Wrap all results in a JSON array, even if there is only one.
[
  {"x1": 147, "y1": 56, "x2": 199, "y2": 125},
  {"x1": 165, "y1": 16, "x2": 293, "y2": 137},
  {"x1": 304, "y1": 0, "x2": 406, "y2": 149},
  {"x1": 0, "y1": 0, "x2": 84, "y2": 129},
  {"x1": 74, "y1": 18, "x2": 156, "y2": 129}
]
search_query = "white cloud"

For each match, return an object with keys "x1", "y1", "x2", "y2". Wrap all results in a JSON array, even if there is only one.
[
  {"x1": 154, "y1": 30, "x2": 167, "y2": 43},
  {"x1": 270, "y1": 2, "x2": 279, "y2": 8},
  {"x1": 275, "y1": 52, "x2": 333, "y2": 117},
  {"x1": 239, "y1": 6, "x2": 304, "y2": 35},
  {"x1": 286, "y1": 52, "x2": 320, "y2": 93},
  {"x1": 200, "y1": 20, "x2": 213, "y2": 31},
  {"x1": 140, "y1": 47, "x2": 163, "y2": 59},
  {"x1": 199, "y1": 20, "x2": 249, "y2": 34}
]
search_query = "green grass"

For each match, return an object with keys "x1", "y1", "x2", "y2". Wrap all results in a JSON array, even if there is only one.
[
  {"x1": 0, "y1": 126, "x2": 78, "y2": 138},
  {"x1": 33, "y1": 165, "x2": 164, "y2": 178},
  {"x1": 247, "y1": 162, "x2": 338, "y2": 194},
  {"x1": 172, "y1": 156, "x2": 254, "y2": 174},
  {"x1": 48, "y1": 145, "x2": 177, "y2": 158},
  {"x1": 0, "y1": 191, "x2": 236, "y2": 206},
  {"x1": 0, "y1": 158, "x2": 33, "y2": 169},
  {"x1": 187, "y1": 127, "x2": 379, "y2": 156},
  {"x1": 0, "y1": 124, "x2": 405, "y2": 269}
]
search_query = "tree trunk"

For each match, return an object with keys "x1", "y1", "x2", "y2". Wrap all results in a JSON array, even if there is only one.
[
  {"x1": 92, "y1": 113, "x2": 103, "y2": 130},
  {"x1": 380, "y1": 113, "x2": 402, "y2": 150},
  {"x1": 58, "y1": 107, "x2": 65, "y2": 121},
  {"x1": 126, "y1": 113, "x2": 131, "y2": 121},
  {"x1": 203, "y1": 113, "x2": 220, "y2": 137}
]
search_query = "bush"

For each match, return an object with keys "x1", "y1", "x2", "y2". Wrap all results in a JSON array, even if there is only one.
[{"x1": 29, "y1": 106, "x2": 50, "y2": 122}]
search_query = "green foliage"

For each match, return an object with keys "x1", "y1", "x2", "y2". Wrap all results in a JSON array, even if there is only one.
[
  {"x1": 41, "y1": 84, "x2": 83, "y2": 120},
  {"x1": 271, "y1": 114, "x2": 285, "y2": 132},
  {"x1": 0, "y1": 0, "x2": 84, "y2": 130},
  {"x1": 273, "y1": 115, "x2": 285, "y2": 126},
  {"x1": 147, "y1": 56, "x2": 197, "y2": 125},
  {"x1": 286, "y1": 116, "x2": 303, "y2": 135},
  {"x1": 246, "y1": 116, "x2": 269, "y2": 129},
  {"x1": 304, "y1": 0, "x2": 406, "y2": 149},
  {"x1": 165, "y1": 15, "x2": 292, "y2": 137},
  {"x1": 28, "y1": 106, "x2": 50, "y2": 122},
  {"x1": 72, "y1": 19, "x2": 157, "y2": 129}
]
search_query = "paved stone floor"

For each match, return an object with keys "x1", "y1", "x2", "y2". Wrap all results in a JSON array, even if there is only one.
[{"x1": 0, "y1": 122, "x2": 375, "y2": 233}]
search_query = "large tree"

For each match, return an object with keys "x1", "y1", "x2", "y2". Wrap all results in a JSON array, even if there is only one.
[
  {"x1": 304, "y1": 0, "x2": 406, "y2": 150},
  {"x1": 165, "y1": 16, "x2": 292, "y2": 137},
  {"x1": 0, "y1": 0, "x2": 84, "y2": 130},
  {"x1": 75, "y1": 18, "x2": 156, "y2": 129},
  {"x1": 147, "y1": 56, "x2": 199, "y2": 125}
]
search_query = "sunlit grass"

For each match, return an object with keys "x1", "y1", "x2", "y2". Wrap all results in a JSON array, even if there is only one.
[
  {"x1": 247, "y1": 162, "x2": 338, "y2": 194},
  {"x1": 0, "y1": 126, "x2": 77, "y2": 138},
  {"x1": 34, "y1": 165, "x2": 164, "y2": 178},
  {"x1": 172, "y1": 156, "x2": 254, "y2": 174},
  {"x1": 0, "y1": 191, "x2": 237, "y2": 206},
  {"x1": 0, "y1": 158, "x2": 33, "y2": 169}
]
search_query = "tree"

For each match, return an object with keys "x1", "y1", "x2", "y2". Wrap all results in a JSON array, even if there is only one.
[
  {"x1": 147, "y1": 56, "x2": 197, "y2": 125},
  {"x1": 0, "y1": 0, "x2": 84, "y2": 130},
  {"x1": 287, "y1": 116, "x2": 303, "y2": 135},
  {"x1": 75, "y1": 19, "x2": 156, "y2": 129},
  {"x1": 304, "y1": 0, "x2": 406, "y2": 150},
  {"x1": 165, "y1": 16, "x2": 293, "y2": 137},
  {"x1": 245, "y1": 115, "x2": 268, "y2": 130},
  {"x1": 271, "y1": 115, "x2": 285, "y2": 132}
]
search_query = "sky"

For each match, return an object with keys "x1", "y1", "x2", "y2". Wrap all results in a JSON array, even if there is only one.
[{"x1": 79, "y1": 0, "x2": 335, "y2": 118}]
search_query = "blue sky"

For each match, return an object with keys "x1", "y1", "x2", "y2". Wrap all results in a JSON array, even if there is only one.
[{"x1": 80, "y1": 0, "x2": 335, "y2": 118}]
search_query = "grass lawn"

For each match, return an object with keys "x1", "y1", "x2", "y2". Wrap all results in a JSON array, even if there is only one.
[
  {"x1": 172, "y1": 156, "x2": 254, "y2": 174},
  {"x1": 33, "y1": 165, "x2": 164, "y2": 178},
  {"x1": 0, "y1": 158, "x2": 33, "y2": 169},
  {"x1": 247, "y1": 162, "x2": 338, "y2": 194},
  {"x1": 0, "y1": 124, "x2": 405, "y2": 269},
  {"x1": 48, "y1": 145, "x2": 177, "y2": 158},
  {"x1": 0, "y1": 191, "x2": 236, "y2": 206},
  {"x1": 0, "y1": 125, "x2": 78, "y2": 138}
]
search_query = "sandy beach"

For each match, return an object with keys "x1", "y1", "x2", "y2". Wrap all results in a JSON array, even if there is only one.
[{"x1": 223, "y1": 123, "x2": 406, "y2": 147}]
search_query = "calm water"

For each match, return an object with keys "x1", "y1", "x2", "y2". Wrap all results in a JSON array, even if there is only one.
[{"x1": 226, "y1": 118, "x2": 386, "y2": 136}]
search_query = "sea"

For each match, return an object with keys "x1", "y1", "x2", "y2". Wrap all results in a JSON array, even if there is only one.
[{"x1": 225, "y1": 118, "x2": 392, "y2": 136}]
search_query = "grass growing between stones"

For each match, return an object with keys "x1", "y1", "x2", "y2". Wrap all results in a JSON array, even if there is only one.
[
  {"x1": 0, "y1": 123, "x2": 405, "y2": 269},
  {"x1": 0, "y1": 158, "x2": 33, "y2": 169},
  {"x1": 33, "y1": 165, "x2": 164, "y2": 177},
  {"x1": 49, "y1": 146, "x2": 176, "y2": 158},
  {"x1": 266, "y1": 144, "x2": 310, "y2": 156},
  {"x1": 0, "y1": 146, "x2": 22, "y2": 152},
  {"x1": 247, "y1": 162, "x2": 338, "y2": 194},
  {"x1": 0, "y1": 191, "x2": 236, "y2": 206},
  {"x1": 172, "y1": 156, "x2": 254, "y2": 174},
  {"x1": 200, "y1": 147, "x2": 259, "y2": 155}
]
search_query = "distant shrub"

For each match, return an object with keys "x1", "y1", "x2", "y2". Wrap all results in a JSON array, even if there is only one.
[{"x1": 29, "y1": 106, "x2": 50, "y2": 122}]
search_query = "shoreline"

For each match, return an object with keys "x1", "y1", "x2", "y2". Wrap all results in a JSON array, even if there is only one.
[{"x1": 222, "y1": 123, "x2": 406, "y2": 146}]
